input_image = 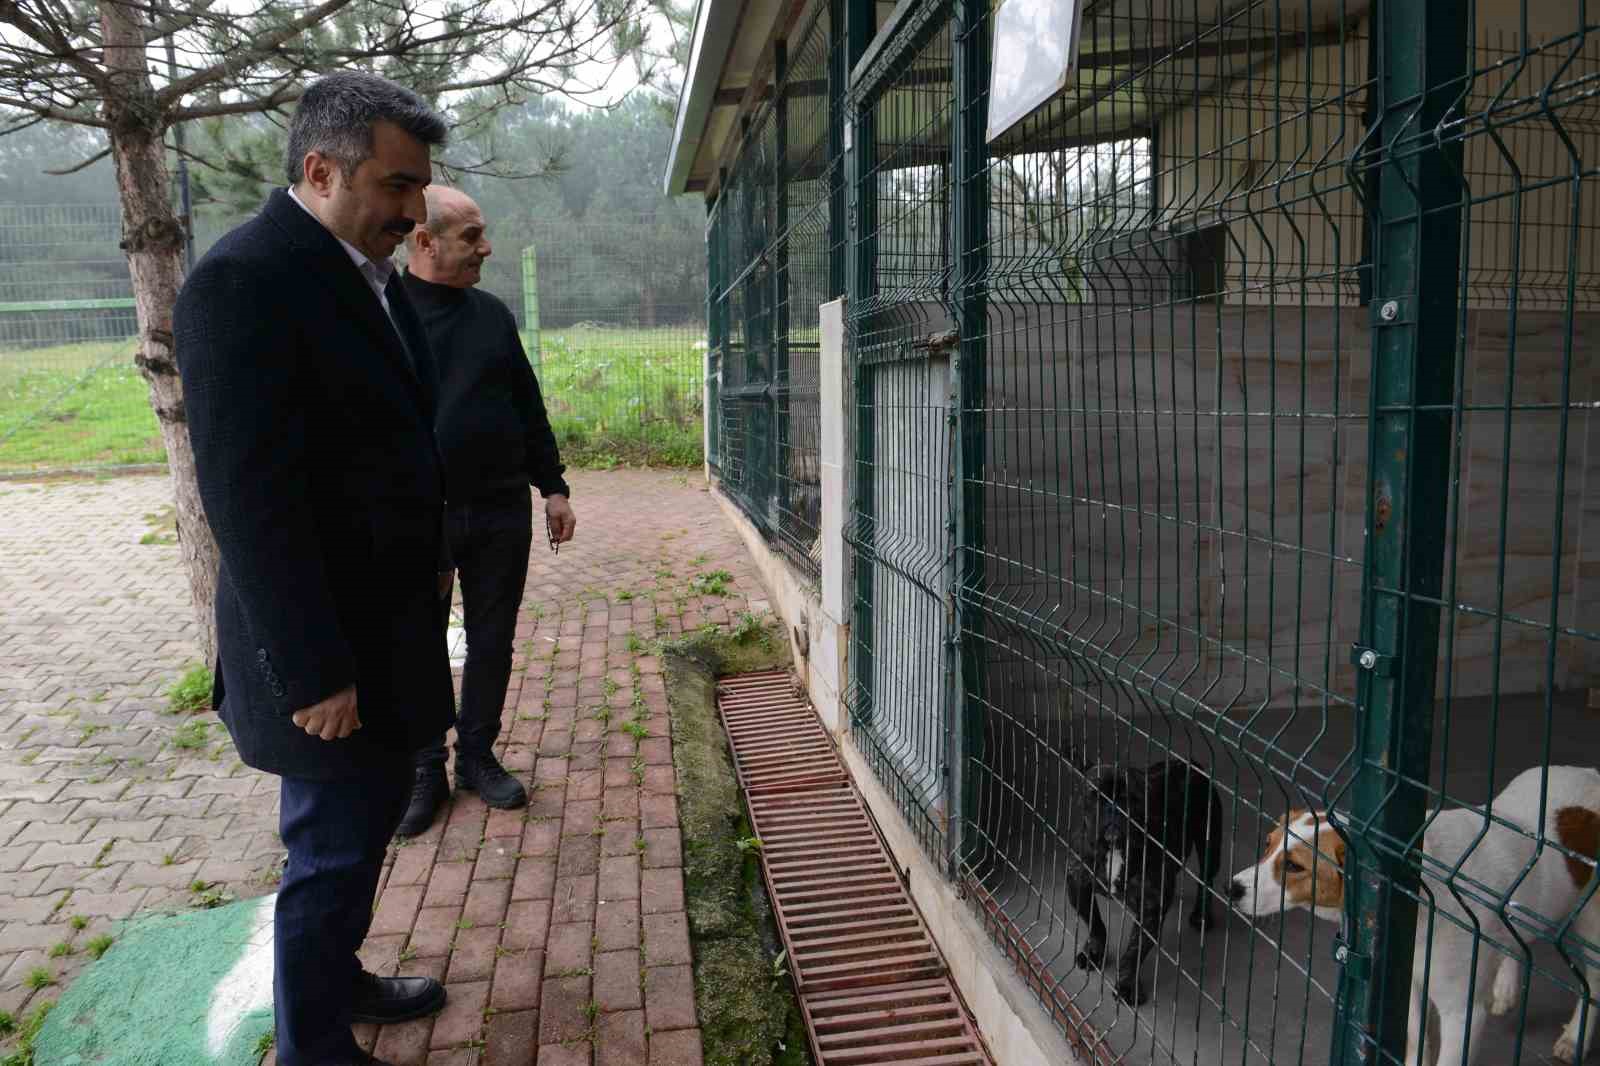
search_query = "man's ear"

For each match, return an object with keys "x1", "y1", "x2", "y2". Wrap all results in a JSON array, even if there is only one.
[{"x1": 300, "y1": 151, "x2": 337, "y2": 197}]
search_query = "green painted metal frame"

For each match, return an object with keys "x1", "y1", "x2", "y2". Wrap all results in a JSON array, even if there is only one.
[
  {"x1": 705, "y1": 198, "x2": 723, "y2": 468},
  {"x1": 519, "y1": 246, "x2": 541, "y2": 368},
  {"x1": 1334, "y1": 0, "x2": 1467, "y2": 1060},
  {"x1": 775, "y1": 40, "x2": 793, "y2": 540},
  {"x1": 0, "y1": 298, "x2": 137, "y2": 313},
  {"x1": 947, "y1": 0, "x2": 988, "y2": 877},
  {"x1": 828, "y1": 0, "x2": 848, "y2": 302},
  {"x1": 844, "y1": 0, "x2": 878, "y2": 728}
]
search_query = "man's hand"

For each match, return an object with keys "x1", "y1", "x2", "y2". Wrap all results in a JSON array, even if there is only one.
[
  {"x1": 291, "y1": 684, "x2": 361, "y2": 741},
  {"x1": 546, "y1": 495, "x2": 577, "y2": 544},
  {"x1": 438, "y1": 570, "x2": 454, "y2": 600}
]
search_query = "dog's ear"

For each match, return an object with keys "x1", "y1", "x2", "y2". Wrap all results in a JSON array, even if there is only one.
[{"x1": 1088, "y1": 764, "x2": 1120, "y2": 795}]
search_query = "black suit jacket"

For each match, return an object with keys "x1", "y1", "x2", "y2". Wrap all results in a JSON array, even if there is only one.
[{"x1": 176, "y1": 189, "x2": 455, "y2": 779}]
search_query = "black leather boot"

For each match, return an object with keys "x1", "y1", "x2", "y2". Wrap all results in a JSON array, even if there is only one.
[
  {"x1": 395, "y1": 765, "x2": 449, "y2": 838},
  {"x1": 454, "y1": 750, "x2": 527, "y2": 809}
]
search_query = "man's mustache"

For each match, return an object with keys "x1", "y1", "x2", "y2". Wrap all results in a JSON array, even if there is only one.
[{"x1": 383, "y1": 219, "x2": 416, "y2": 236}]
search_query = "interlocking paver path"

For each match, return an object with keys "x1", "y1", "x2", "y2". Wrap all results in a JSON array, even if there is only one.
[{"x1": 0, "y1": 469, "x2": 766, "y2": 1065}]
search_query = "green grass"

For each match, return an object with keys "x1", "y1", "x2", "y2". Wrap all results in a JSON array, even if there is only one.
[
  {"x1": 530, "y1": 326, "x2": 703, "y2": 468},
  {"x1": 689, "y1": 570, "x2": 733, "y2": 597},
  {"x1": 83, "y1": 934, "x2": 113, "y2": 960},
  {"x1": 166, "y1": 664, "x2": 213, "y2": 715},
  {"x1": 0, "y1": 328, "x2": 706, "y2": 473},
  {"x1": 0, "y1": 340, "x2": 162, "y2": 472},
  {"x1": 170, "y1": 720, "x2": 209, "y2": 750},
  {"x1": 0, "y1": 1000, "x2": 53, "y2": 1066}
]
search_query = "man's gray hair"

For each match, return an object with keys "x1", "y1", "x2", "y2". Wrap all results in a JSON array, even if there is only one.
[{"x1": 286, "y1": 71, "x2": 448, "y2": 185}]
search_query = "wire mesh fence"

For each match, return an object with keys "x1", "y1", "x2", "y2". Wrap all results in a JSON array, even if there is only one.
[
  {"x1": 845, "y1": 1, "x2": 960, "y2": 859},
  {"x1": 705, "y1": 5, "x2": 841, "y2": 582},
  {"x1": 822, "y1": 0, "x2": 1600, "y2": 1063},
  {"x1": 521, "y1": 219, "x2": 706, "y2": 468},
  {"x1": 0, "y1": 207, "x2": 710, "y2": 475},
  {"x1": 0, "y1": 204, "x2": 158, "y2": 471}
]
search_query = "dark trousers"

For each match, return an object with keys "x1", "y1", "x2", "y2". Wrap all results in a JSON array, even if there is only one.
[
  {"x1": 417, "y1": 490, "x2": 533, "y2": 771},
  {"x1": 274, "y1": 759, "x2": 412, "y2": 1065}
]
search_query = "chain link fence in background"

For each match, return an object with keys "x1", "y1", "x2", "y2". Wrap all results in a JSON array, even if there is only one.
[
  {"x1": 0, "y1": 209, "x2": 707, "y2": 475},
  {"x1": 0, "y1": 204, "x2": 155, "y2": 471},
  {"x1": 519, "y1": 219, "x2": 705, "y2": 468}
]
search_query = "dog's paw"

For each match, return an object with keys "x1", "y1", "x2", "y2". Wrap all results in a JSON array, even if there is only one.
[
  {"x1": 1075, "y1": 944, "x2": 1106, "y2": 972},
  {"x1": 1114, "y1": 977, "x2": 1148, "y2": 1007},
  {"x1": 1554, "y1": 1030, "x2": 1579, "y2": 1065},
  {"x1": 1490, "y1": 959, "x2": 1525, "y2": 1017}
]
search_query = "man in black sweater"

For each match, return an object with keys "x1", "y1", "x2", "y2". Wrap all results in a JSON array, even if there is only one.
[{"x1": 396, "y1": 185, "x2": 576, "y2": 836}]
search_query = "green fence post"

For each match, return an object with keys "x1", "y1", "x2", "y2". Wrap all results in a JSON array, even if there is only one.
[
  {"x1": 827, "y1": 0, "x2": 847, "y2": 300},
  {"x1": 521, "y1": 244, "x2": 541, "y2": 370},
  {"x1": 948, "y1": 0, "x2": 988, "y2": 879},
  {"x1": 775, "y1": 40, "x2": 792, "y2": 536},
  {"x1": 844, "y1": 0, "x2": 876, "y2": 728},
  {"x1": 1334, "y1": 1, "x2": 1467, "y2": 1062},
  {"x1": 706, "y1": 200, "x2": 721, "y2": 469}
]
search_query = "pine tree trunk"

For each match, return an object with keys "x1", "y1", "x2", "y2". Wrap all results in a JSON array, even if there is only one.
[{"x1": 102, "y1": 0, "x2": 219, "y2": 664}]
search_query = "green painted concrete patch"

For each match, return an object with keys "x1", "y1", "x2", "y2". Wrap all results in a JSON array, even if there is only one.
[{"x1": 33, "y1": 895, "x2": 274, "y2": 1066}]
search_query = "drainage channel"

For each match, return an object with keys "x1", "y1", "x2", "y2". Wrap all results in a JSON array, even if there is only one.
[{"x1": 716, "y1": 670, "x2": 996, "y2": 1066}]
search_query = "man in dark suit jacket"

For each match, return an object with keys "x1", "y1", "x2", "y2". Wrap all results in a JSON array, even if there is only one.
[{"x1": 176, "y1": 72, "x2": 455, "y2": 1066}]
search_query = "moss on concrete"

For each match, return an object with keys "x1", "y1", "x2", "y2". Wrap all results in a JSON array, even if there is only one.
[{"x1": 661, "y1": 620, "x2": 813, "y2": 1066}]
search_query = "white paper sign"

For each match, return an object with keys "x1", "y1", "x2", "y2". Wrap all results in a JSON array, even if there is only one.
[{"x1": 986, "y1": 0, "x2": 1086, "y2": 143}]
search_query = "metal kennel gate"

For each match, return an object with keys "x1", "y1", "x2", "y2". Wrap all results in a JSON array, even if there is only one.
[{"x1": 839, "y1": 0, "x2": 1600, "y2": 1063}]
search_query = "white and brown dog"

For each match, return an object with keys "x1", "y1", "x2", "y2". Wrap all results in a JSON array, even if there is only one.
[{"x1": 1229, "y1": 766, "x2": 1600, "y2": 1066}]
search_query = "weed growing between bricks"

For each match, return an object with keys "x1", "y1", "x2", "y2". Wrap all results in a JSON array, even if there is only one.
[
  {"x1": 0, "y1": 999, "x2": 53, "y2": 1066},
  {"x1": 660, "y1": 621, "x2": 813, "y2": 1066}
]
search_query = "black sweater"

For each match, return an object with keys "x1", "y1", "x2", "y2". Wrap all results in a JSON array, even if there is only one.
[{"x1": 402, "y1": 271, "x2": 570, "y2": 503}]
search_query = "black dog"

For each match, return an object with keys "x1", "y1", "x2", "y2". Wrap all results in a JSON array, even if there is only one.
[{"x1": 1065, "y1": 757, "x2": 1224, "y2": 1006}]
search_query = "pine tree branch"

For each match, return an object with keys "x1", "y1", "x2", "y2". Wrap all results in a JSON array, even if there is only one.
[
  {"x1": 44, "y1": 144, "x2": 110, "y2": 172},
  {"x1": 155, "y1": 0, "x2": 356, "y2": 106},
  {"x1": 173, "y1": 84, "x2": 301, "y2": 120}
]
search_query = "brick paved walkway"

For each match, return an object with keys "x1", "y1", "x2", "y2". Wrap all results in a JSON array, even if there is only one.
[{"x1": 0, "y1": 469, "x2": 767, "y2": 1065}]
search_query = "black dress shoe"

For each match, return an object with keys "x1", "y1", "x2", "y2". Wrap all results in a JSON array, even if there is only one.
[
  {"x1": 349, "y1": 972, "x2": 447, "y2": 1025},
  {"x1": 395, "y1": 767, "x2": 449, "y2": 838},
  {"x1": 455, "y1": 750, "x2": 528, "y2": 809}
]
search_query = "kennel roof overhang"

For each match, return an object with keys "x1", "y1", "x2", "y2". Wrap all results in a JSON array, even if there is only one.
[
  {"x1": 665, "y1": 0, "x2": 1370, "y2": 199},
  {"x1": 662, "y1": 0, "x2": 783, "y2": 198},
  {"x1": 664, "y1": 0, "x2": 905, "y2": 199}
]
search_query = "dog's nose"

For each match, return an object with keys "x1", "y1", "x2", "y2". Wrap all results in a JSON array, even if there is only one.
[{"x1": 1227, "y1": 880, "x2": 1246, "y2": 902}]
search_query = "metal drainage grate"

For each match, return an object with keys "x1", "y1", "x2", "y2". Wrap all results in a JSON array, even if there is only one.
[
  {"x1": 717, "y1": 671, "x2": 995, "y2": 1066},
  {"x1": 803, "y1": 980, "x2": 994, "y2": 1066},
  {"x1": 748, "y1": 789, "x2": 944, "y2": 992},
  {"x1": 716, "y1": 670, "x2": 848, "y2": 795}
]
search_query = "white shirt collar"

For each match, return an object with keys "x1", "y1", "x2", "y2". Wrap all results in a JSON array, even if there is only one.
[{"x1": 286, "y1": 185, "x2": 396, "y2": 291}]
